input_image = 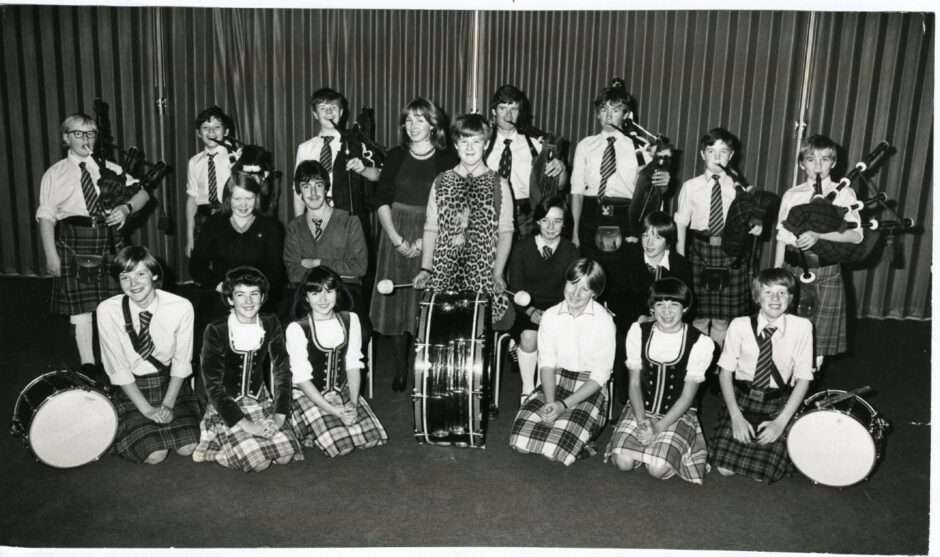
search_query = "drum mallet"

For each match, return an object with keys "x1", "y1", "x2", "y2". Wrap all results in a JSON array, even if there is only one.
[
  {"x1": 376, "y1": 279, "x2": 414, "y2": 295},
  {"x1": 815, "y1": 386, "x2": 872, "y2": 409}
]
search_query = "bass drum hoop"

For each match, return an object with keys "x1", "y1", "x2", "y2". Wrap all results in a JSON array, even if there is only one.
[{"x1": 786, "y1": 389, "x2": 879, "y2": 487}]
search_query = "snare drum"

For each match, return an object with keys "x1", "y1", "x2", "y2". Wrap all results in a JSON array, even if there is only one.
[
  {"x1": 413, "y1": 291, "x2": 492, "y2": 448},
  {"x1": 787, "y1": 390, "x2": 889, "y2": 487},
  {"x1": 11, "y1": 370, "x2": 118, "y2": 468}
]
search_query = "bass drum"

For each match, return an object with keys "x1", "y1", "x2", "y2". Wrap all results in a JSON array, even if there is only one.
[
  {"x1": 11, "y1": 370, "x2": 118, "y2": 468},
  {"x1": 787, "y1": 390, "x2": 889, "y2": 487},
  {"x1": 413, "y1": 291, "x2": 492, "y2": 448}
]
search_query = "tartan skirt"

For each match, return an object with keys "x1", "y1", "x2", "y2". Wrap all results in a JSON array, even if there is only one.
[
  {"x1": 509, "y1": 369, "x2": 608, "y2": 466},
  {"x1": 604, "y1": 403, "x2": 708, "y2": 484},
  {"x1": 289, "y1": 387, "x2": 388, "y2": 457},
  {"x1": 112, "y1": 368, "x2": 202, "y2": 463},
  {"x1": 783, "y1": 262, "x2": 846, "y2": 356},
  {"x1": 51, "y1": 221, "x2": 124, "y2": 315},
  {"x1": 193, "y1": 393, "x2": 303, "y2": 472},
  {"x1": 689, "y1": 236, "x2": 751, "y2": 321},
  {"x1": 370, "y1": 203, "x2": 426, "y2": 336},
  {"x1": 708, "y1": 390, "x2": 793, "y2": 483}
]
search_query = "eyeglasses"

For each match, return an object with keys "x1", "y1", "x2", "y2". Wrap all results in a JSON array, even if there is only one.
[{"x1": 66, "y1": 130, "x2": 98, "y2": 140}]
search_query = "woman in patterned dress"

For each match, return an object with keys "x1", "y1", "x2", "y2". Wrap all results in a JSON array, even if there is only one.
[{"x1": 286, "y1": 266, "x2": 387, "y2": 457}]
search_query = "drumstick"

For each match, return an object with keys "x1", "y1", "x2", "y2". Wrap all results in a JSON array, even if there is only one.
[
  {"x1": 377, "y1": 279, "x2": 413, "y2": 295},
  {"x1": 814, "y1": 386, "x2": 873, "y2": 409}
]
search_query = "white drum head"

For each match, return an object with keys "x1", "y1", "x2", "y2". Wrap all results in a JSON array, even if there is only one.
[
  {"x1": 28, "y1": 389, "x2": 118, "y2": 468},
  {"x1": 787, "y1": 409, "x2": 876, "y2": 487}
]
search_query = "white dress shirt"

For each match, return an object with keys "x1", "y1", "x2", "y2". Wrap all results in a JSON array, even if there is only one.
[
  {"x1": 36, "y1": 153, "x2": 138, "y2": 222},
  {"x1": 717, "y1": 313, "x2": 815, "y2": 387},
  {"x1": 674, "y1": 170, "x2": 738, "y2": 231},
  {"x1": 186, "y1": 147, "x2": 232, "y2": 205},
  {"x1": 484, "y1": 129, "x2": 541, "y2": 200},
  {"x1": 537, "y1": 299, "x2": 616, "y2": 385},
  {"x1": 570, "y1": 131, "x2": 648, "y2": 198}
]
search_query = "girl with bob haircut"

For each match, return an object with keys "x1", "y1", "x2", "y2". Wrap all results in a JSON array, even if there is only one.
[
  {"x1": 605, "y1": 277, "x2": 713, "y2": 484},
  {"x1": 371, "y1": 97, "x2": 457, "y2": 392},
  {"x1": 97, "y1": 245, "x2": 202, "y2": 464},
  {"x1": 193, "y1": 266, "x2": 302, "y2": 472},
  {"x1": 509, "y1": 258, "x2": 615, "y2": 466},
  {"x1": 286, "y1": 266, "x2": 388, "y2": 457}
]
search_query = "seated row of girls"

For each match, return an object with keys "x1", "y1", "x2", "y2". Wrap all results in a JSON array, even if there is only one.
[{"x1": 99, "y1": 246, "x2": 385, "y2": 471}]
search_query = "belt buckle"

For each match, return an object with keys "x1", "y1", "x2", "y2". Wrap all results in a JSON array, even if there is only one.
[
  {"x1": 600, "y1": 204, "x2": 614, "y2": 216},
  {"x1": 709, "y1": 236, "x2": 723, "y2": 247},
  {"x1": 750, "y1": 389, "x2": 765, "y2": 402}
]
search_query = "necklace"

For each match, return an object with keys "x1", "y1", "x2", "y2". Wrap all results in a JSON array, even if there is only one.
[
  {"x1": 459, "y1": 161, "x2": 484, "y2": 177},
  {"x1": 409, "y1": 143, "x2": 435, "y2": 158}
]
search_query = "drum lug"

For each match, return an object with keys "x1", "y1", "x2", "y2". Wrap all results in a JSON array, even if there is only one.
[{"x1": 9, "y1": 419, "x2": 24, "y2": 438}]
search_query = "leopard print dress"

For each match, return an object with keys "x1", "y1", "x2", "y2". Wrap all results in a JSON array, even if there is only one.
[{"x1": 429, "y1": 168, "x2": 509, "y2": 321}]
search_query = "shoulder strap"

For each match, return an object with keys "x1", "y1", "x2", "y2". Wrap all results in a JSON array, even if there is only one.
[
  {"x1": 749, "y1": 314, "x2": 788, "y2": 388},
  {"x1": 121, "y1": 295, "x2": 165, "y2": 370},
  {"x1": 522, "y1": 133, "x2": 539, "y2": 159}
]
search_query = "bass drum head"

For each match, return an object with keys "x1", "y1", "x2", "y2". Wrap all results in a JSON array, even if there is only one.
[
  {"x1": 787, "y1": 409, "x2": 877, "y2": 487},
  {"x1": 29, "y1": 388, "x2": 118, "y2": 468}
]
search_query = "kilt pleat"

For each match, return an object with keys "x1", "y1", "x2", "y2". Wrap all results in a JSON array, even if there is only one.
[
  {"x1": 193, "y1": 394, "x2": 303, "y2": 472},
  {"x1": 509, "y1": 369, "x2": 608, "y2": 466},
  {"x1": 604, "y1": 403, "x2": 708, "y2": 484},
  {"x1": 708, "y1": 391, "x2": 792, "y2": 483},
  {"x1": 113, "y1": 368, "x2": 202, "y2": 463},
  {"x1": 369, "y1": 203, "x2": 426, "y2": 336},
  {"x1": 289, "y1": 387, "x2": 388, "y2": 457},
  {"x1": 689, "y1": 236, "x2": 750, "y2": 321},
  {"x1": 51, "y1": 222, "x2": 123, "y2": 315},
  {"x1": 783, "y1": 262, "x2": 846, "y2": 356}
]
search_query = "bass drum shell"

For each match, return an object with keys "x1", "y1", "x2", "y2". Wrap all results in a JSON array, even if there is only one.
[
  {"x1": 786, "y1": 390, "x2": 880, "y2": 487},
  {"x1": 12, "y1": 370, "x2": 118, "y2": 468},
  {"x1": 413, "y1": 291, "x2": 492, "y2": 448}
]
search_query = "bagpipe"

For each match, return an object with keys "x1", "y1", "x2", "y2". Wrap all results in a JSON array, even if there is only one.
[
  {"x1": 215, "y1": 134, "x2": 283, "y2": 215},
  {"x1": 719, "y1": 163, "x2": 780, "y2": 266},
  {"x1": 92, "y1": 99, "x2": 172, "y2": 220},
  {"x1": 781, "y1": 141, "x2": 914, "y2": 283},
  {"x1": 608, "y1": 119, "x2": 674, "y2": 238},
  {"x1": 514, "y1": 122, "x2": 569, "y2": 214},
  {"x1": 332, "y1": 107, "x2": 387, "y2": 217}
]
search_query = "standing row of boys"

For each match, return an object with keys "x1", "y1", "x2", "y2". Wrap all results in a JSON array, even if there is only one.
[{"x1": 36, "y1": 81, "x2": 862, "y2": 480}]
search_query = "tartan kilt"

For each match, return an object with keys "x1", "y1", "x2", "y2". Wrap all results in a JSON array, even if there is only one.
[
  {"x1": 709, "y1": 390, "x2": 793, "y2": 483},
  {"x1": 51, "y1": 222, "x2": 123, "y2": 315},
  {"x1": 112, "y1": 368, "x2": 202, "y2": 463},
  {"x1": 689, "y1": 235, "x2": 751, "y2": 321},
  {"x1": 783, "y1": 262, "x2": 846, "y2": 356},
  {"x1": 193, "y1": 393, "x2": 303, "y2": 472},
  {"x1": 509, "y1": 369, "x2": 608, "y2": 466},
  {"x1": 604, "y1": 403, "x2": 708, "y2": 484},
  {"x1": 289, "y1": 387, "x2": 388, "y2": 457}
]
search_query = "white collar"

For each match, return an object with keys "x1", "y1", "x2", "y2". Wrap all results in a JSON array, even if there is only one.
[
  {"x1": 757, "y1": 312, "x2": 787, "y2": 335},
  {"x1": 535, "y1": 235, "x2": 561, "y2": 251},
  {"x1": 559, "y1": 299, "x2": 596, "y2": 317},
  {"x1": 644, "y1": 249, "x2": 671, "y2": 270}
]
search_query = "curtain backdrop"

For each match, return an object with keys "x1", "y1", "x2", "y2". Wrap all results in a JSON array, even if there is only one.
[{"x1": 0, "y1": 7, "x2": 932, "y2": 319}]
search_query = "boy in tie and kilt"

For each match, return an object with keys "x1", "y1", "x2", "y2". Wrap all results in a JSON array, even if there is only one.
[
  {"x1": 709, "y1": 268, "x2": 814, "y2": 483},
  {"x1": 184, "y1": 106, "x2": 233, "y2": 257}
]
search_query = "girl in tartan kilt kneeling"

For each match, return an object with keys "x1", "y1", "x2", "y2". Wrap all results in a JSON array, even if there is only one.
[
  {"x1": 509, "y1": 258, "x2": 615, "y2": 466},
  {"x1": 605, "y1": 277, "x2": 713, "y2": 484},
  {"x1": 193, "y1": 267, "x2": 303, "y2": 472},
  {"x1": 709, "y1": 268, "x2": 814, "y2": 483},
  {"x1": 286, "y1": 266, "x2": 387, "y2": 457}
]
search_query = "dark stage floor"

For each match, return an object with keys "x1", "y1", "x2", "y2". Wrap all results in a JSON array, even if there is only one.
[{"x1": 0, "y1": 276, "x2": 931, "y2": 553}]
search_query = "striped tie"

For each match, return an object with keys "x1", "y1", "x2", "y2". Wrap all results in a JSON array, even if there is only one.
[
  {"x1": 498, "y1": 138, "x2": 513, "y2": 179},
  {"x1": 78, "y1": 162, "x2": 100, "y2": 216},
  {"x1": 708, "y1": 174, "x2": 724, "y2": 236},
  {"x1": 312, "y1": 217, "x2": 323, "y2": 241},
  {"x1": 207, "y1": 153, "x2": 221, "y2": 210},
  {"x1": 138, "y1": 311, "x2": 155, "y2": 359},
  {"x1": 319, "y1": 136, "x2": 334, "y2": 174},
  {"x1": 598, "y1": 137, "x2": 616, "y2": 201},
  {"x1": 541, "y1": 245, "x2": 553, "y2": 260},
  {"x1": 752, "y1": 325, "x2": 777, "y2": 389}
]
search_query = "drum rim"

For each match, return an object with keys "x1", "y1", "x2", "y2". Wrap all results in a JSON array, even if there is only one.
[
  {"x1": 787, "y1": 407, "x2": 878, "y2": 487},
  {"x1": 26, "y1": 384, "x2": 118, "y2": 469},
  {"x1": 13, "y1": 370, "x2": 97, "y2": 420}
]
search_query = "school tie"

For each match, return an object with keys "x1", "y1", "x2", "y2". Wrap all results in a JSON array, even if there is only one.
[
  {"x1": 311, "y1": 217, "x2": 323, "y2": 241},
  {"x1": 598, "y1": 137, "x2": 616, "y2": 201},
  {"x1": 541, "y1": 245, "x2": 553, "y2": 260},
  {"x1": 708, "y1": 174, "x2": 725, "y2": 236},
  {"x1": 78, "y1": 162, "x2": 100, "y2": 216},
  {"x1": 207, "y1": 152, "x2": 220, "y2": 208},
  {"x1": 137, "y1": 311, "x2": 155, "y2": 359},
  {"x1": 498, "y1": 138, "x2": 513, "y2": 180},
  {"x1": 319, "y1": 136, "x2": 334, "y2": 174},
  {"x1": 752, "y1": 325, "x2": 777, "y2": 389}
]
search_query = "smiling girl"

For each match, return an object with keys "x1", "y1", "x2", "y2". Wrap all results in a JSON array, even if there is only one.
[{"x1": 604, "y1": 278, "x2": 714, "y2": 484}]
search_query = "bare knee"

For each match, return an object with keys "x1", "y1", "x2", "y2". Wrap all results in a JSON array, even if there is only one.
[
  {"x1": 613, "y1": 454, "x2": 639, "y2": 472},
  {"x1": 647, "y1": 462, "x2": 674, "y2": 479},
  {"x1": 253, "y1": 460, "x2": 272, "y2": 472},
  {"x1": 144, "y1": 450, "x2": 169, "y2": 465},
  {"x1": 274, "y1": 454, "x2": 293, "y2": 465},
  {"x1": 520, "y1": 330, "x2": 538, "y2": 353},
  {"x1": 176, "y1": 444, "x2": 196, "y2": 456}
]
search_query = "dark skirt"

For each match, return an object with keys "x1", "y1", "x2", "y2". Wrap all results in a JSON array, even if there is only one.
[
  {"x1": 51, "y1": 221, "x2": 124, "y2": 315},
  {"x1": 689, "y1": 235, "x2": 750, "y2": 321},
  {"x1": 370, "y1": 203, "x2": 426, "y2": 336},
  {"x1": 289, "y1": 386, "x2": 388, "y2": 457},
  {"x1": 709, "y1": 389, "x2": 793, "y2": 483},
  {"x1": 112, "y1": 367, "x2": 202, "y2": 463},
  {"x1": 193, "y1": 392, "x2": 303, "y2": 472},
  {"x1": 783, "y1": 262, "x2": 846, "y2": 356},
  {"x1": 604, "y1": 403, "x2": 708, "y2": 484},
  {"x1": 509, "y1": 369, "x2": 608, "y2": 466}
]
